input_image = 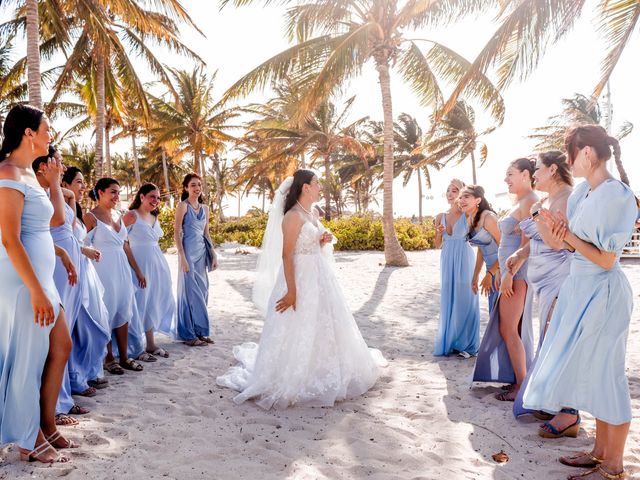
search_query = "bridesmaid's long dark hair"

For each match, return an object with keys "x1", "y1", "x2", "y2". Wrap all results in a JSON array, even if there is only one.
[
  {"x1": 0, "y1": 104, "x2": 45, "y2": 162},
  {"x1": 62, "y1": 167, "x2": 85, "y2": 225},
  {"x1": 284, "y1": 169, "x2": 316, "y2": 214},
  {"x1": 181, "y1": 173, "x2": 204, "y2": 203},
  {"x1": 462, "y1": 185, "x2": 495, "y2": 237},
  {"x1": 89, "y1": 178, "x2": 120, "y2": 202},
  {"x1": 129, "y1": 183, "x2": 160, "y2": 216}
]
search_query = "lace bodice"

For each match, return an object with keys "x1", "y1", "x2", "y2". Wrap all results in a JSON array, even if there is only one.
[{"x1": 294, "y1": 221, "x2": 322, "y2": 256}]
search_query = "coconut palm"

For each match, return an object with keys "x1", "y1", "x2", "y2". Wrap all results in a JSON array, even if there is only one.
[
  {"x1": 221, "y1": 0, "x2": 504, "y2": 266},
  {"x1": 417, "y1": 100, "x2": 493, "y2": 185}
]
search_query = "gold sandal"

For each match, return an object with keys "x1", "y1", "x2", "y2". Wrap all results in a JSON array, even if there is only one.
[
  {"x1": 568, "y1": 466, "x2": 625, "y2": 480},
  {"x1": 560, "y1": 451, "x2": 604, "y2": 468}
]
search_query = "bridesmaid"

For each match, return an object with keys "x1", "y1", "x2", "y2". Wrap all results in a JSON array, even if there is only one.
[
  {"x1": 507, "y1": 151, "x2": 574, "y2": 421},
  {"x1": 472, "y1": 158, "x2": 538, "y2": 400},
  {"x1": 458, "y1": 185, "x2": 501, "y2": 313},
  {"x1": 524, "y1": 126, "x2": 637, "y2": 480},
  {"x1": 61, "y1": 167, "x2": 111, "y2": 390},
  {"x1": 174, "y1": 173, "x2": 218, "y2": 346},
  {"x1": 84, "y1": 178, "x2": 146, "y2": 373},
  {"x1": 433, "y1": 179, "x2": 480, "y2": 358},
  {"x1": 0, "y1": 104, "x2": 72, "y2": 463},
  {"x1": 123, "y1": 183, "x2": 176, "y2": 359}
]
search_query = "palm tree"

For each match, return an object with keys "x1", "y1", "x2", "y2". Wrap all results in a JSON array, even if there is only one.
[
  {"x1": 221, "y1": 0, "x2": 504, "y2": 266},
  {"x1": 443, "y1": 1, "x2": 640, "y2": 117},
  {"x1": 417, "y1": 100, "x2": 493, "y2": 185}
]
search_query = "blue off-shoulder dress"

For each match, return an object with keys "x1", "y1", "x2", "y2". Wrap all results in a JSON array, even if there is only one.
[
  {"x1": 523, "y1": 180, "x2": 637, "y2": 425},
  {"x1": 0, "y1": 180, "x2": 60, "y2": 450},
  {"x1": 433, "y1": 214, "x2": 480, "y2": 356},
  {"x1": 468, "y1": 226, "x2": 499, "y2": 313}
]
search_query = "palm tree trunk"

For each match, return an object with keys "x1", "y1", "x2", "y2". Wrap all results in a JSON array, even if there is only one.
[
  {"x1": 105, "y1": 125, "x2": 112, "y2": 177},
  {"x1": 211, "y1": 153, "x2": 224, "y2": 221},
  {"x1": 375, "y1": 58, "x2": 408, "y2": 266},
  {"x1": 26, "y1": 0, "x2": 42, "y2": 109},
  {"x1": 161, "y1": 147, "x2": 170, "y2": 197},
  {"x1": 417, "y1": 168, "x2": 423, "y2": 222},
  {"x1": 131, "y1": 128, "x2": 141, "y2": 187},
  {"x1": 323, "y1": 153, "x2": 331, "y2": 221},
  {"x1": 95, "y1": 48, "x2": 106, "y2": 178},
  {"x1": 470, "y1": 150, "x2": 477, "y2": 184}
]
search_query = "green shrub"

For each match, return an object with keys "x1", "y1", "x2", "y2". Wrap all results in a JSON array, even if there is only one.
[{"x1": 158, "y1": 207, "x2": 176, "y2": 252}]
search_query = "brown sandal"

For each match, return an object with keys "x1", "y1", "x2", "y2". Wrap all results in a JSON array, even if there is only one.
[
  {"x1": 120, "y1": 358, "x2": 144, "y2": 371},
  {"x1": 55, "y1": 413, "x2": 79, "y2": 426},
  {"x1": 567, "y1": 466, "x2": 625, "y2": 479},
  {"x1": 495, "y1": 389, "x2": 518, "y2": 401},
  {"x1": 104, "y1": 359, "x2": 124, "y2": 375},
  {"x1": 68, "y1": 404, "x2": 90, "y2": 415},
  {"x1": 560, "y1": 452, "x2": 604, "y2": 469},
  {"x1": 184, "y1": 338, "x2": 207, "y2": 347},
  {"x1": 198, "y1": 336, "x2": 214, "y2": 344}
]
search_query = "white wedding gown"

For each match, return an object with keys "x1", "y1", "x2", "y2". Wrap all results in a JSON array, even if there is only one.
[{"x1": 216, "y1": 220, "x2": 387, "y2": 409}]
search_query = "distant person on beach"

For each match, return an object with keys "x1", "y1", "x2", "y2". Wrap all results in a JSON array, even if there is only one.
[
  {"x1": 523, "y1": 125, "x2": 636, "y2": 480},
  {"x1": 433, "y1": 179, "x2": 480, "y2": 358},
  {"x1": 472, "y1": 158, "x2": 538, "y2": 400},
  {"x1": 217, "y1": 169, "x2": 386, "y2": 408}
]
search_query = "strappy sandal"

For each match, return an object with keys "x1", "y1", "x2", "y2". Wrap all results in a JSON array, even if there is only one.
[
  {"x1": 560, "y1": 451, "x2": 604, "y2": 468},
  {"x1": 184, "y1": 338, "x2": 207, "y2": 347},
  {"x1": 567, "y1": 466, "x2": 626, "y2": 479},
  {"x1": 46, "y1": 430, "x2": 79, "y2": 449},
  {"x1": 539, "y1": 409, "x2": 580, "y2": 438},
  {"x1": 20, "y1": 441, "x2": 69, "y2": 463},
  {"x1": 78, "y1": 386, "x2": 97, "y2": 397},
  {"x1": 55, "y1": 413, "x2": 79, "y2": 426},
  {"x1": 198, "y1": 336, "x2": 214, "y2": 344},
  {"x1": 137, "y1": 352, "x2": 157, "y2": 362},
  {"x1": 88, "y1": 378, "x2": 109, "y2": 389},
  {"x1": 147, "y1": 347, "x2": 169, "y2": 358},
  {"x1": 104, "y1": 359, "x2": 124, "y2": 375},
  {"x1": 120, "y1": 358, "x2": 144, "y2": 371}
]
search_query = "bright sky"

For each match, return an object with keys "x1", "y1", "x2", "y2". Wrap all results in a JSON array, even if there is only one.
[{"x1": 2, "y1": 1, "x2": 639, "y2": 217}]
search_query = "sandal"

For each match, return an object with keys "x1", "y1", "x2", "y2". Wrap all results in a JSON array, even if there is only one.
[
  {"x1": 147, "y1": 347, "x2": 169, "y2": 358},
  {"x1": 120, "y1": 358, "x2": 144, "y2": 371},
  {"x1": 184, "y1": 338, "x2": 207, "y2": 347},
  {"x1": 68, "y1": 404, "x2": 90, "y2": 415},
  {"x1": 88, "y1": 378, "x2": 109, "y2": 389},
  {"x1": 567, "y1": 466, "x2": 626, "y2": 479},
  {"x1": 20, "y1": 441, "x2": 69, "y2": 463},
  {"x1": 495, "y1": 389, "x2": 518, "y2": 401},
  {"x1": 539, "y1": 411, "x2": 580, "y2": 438},
  {"x1": 561, "y1": 451, "x2": 604, "y2": 469},
  {"x1": 55, "y1": 414, "x2": 79, "y2": 426},
  {"x1": 104, "y1": 359, "x2": 125, "y2": 375},
  {"x1": 198, "y1": 336, "x2": 214, "y2": 344},
  {"x1": 137, "y1": 352, "x2": 158, "y2": 363},
  {"x1": 78, "y1": 386, "x2": 97, "y2": 397},
  {"x1": 46, "y1": 430, "x2": 79, "y2": 449},
  {"x1": 501, "y1": 384, "x2": 516, "y2": 391}
]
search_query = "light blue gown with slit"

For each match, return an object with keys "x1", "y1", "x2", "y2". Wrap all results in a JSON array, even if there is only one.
[
  {"x1": 127, "y1": 211, "x2": 176, "y2": 337},
  {"x1": 468, "y1": 226, "x2": 499, "y2": 313},
  {"x1": 176, "y1": 204, "x2": 210, "y2": 341},
  {"x1": 472, "y1": 215, "x2": 534, "y2": 383},
  {"x1": 523, "y1": 180, "x2": 637, "y2": 425},
  {"x1": 433, "y1": 214, "x2": 480, "y2": 356},
  {"x1": 0, "y1": 180, "x2": 60, "y2": 450},
  {"x1": 513, "y1": 217, "x2": 572, "y2": 417},
  {"x1": 85, "y1": 214, "x2": 144, "y2": 359}
]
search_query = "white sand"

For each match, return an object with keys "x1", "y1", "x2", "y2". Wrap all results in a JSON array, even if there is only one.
[{"x1": 1, "y1": 247, "x2": 638, "y2": 479}]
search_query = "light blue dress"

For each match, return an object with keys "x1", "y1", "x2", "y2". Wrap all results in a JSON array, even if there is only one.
[
  {"x1": 472, "y1": 215, "x2": 534, "y2": 383},
  {"x1": 513, "y1": 216, "x2": 572, "y2": 417},
  {"x1": 85, "y1": 214, "x2": 144, "y2": 359},
  {"x1": 468, "y1": 226, "x2": 499, "y2": 313},
  {"x1": 523, "y1": 180, "x2": 637, "y2": 425},
  {"x1": 0, "y1": 179, "x2": 60, "y2": 450},
  {"x1": 433, "y1": 214, "x2": 480, "y2": 356},
  {"x1": 177, "y1": 203, "x2": 210, "y2": 341},
  {"x1": 74, "y1": 221, "x2": 110, "y2": 381},
  {"x1": 127, "y1": 211, "x2": 176, "y2": 337}
]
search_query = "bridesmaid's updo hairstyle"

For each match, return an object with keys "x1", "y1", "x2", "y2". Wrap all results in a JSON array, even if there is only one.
[
  {"x1": 564, "y1": 124, "x2": 628, "y2": 185},
  {"x1": 0, "y1": 104, "x2": 46, "y2": 162},
  {"x1": 89, "y1": 177, "x2": 119, "y2": 202},
  {"x1": 62, "y1": 167, "x2": 85, "y2": 224},
  {"x1": 32, "y1": 144, "x2": 57, "y2": 173},
  {"x1": 538, "y1": 150, "x2": 573, "y2": 186},
  {"x1": 284, "y1": 169, "x2": 316, "y2": 214},
  {"x1": 461, "y1": 185, "x2": 495, "y2": 236},
  {"x1": 181, "y1": 172, "x2": 204, "y2": 203},
  {"x1": 129, "y1": 183, "x2": 160, "y2": 216},
  {"x1": 510, "y1": 157, "x2": 536, "y2": 187}
]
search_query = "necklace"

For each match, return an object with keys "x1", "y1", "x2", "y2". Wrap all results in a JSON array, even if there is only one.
[{"x1": 296, "y1": 201, "x2": 313, "y2": 216}]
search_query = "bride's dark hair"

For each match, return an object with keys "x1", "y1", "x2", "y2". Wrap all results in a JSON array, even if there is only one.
[{"x1": 284, "y1": 169, "x2": 316, "y2": 214}]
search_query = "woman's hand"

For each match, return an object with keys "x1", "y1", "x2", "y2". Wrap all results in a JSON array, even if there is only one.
[
  {"x1": 480, "y1": 273, "x2": 494, "y2": 296},
  {"x1": 276, "y1": 290, "x2": 296, "y2": 313},
  {"x1": 500, "y1": 272, "x2": 514, "y2": 298},
  {"x1": 42, "y1": 156, "x2": 64, "y2": 185},
  {"x1": 135, "y1": 270, "x2": 147, "y2": 289},
  {"x1": 319, "y1": 231, "x2": 333, "y2": 246},
  {"x1": 471, "y1": 274, "x2": 479, "y2": 295},
  {"x1": 81, "y1": 246, "x2": 101, "y2": 262},
  {"x1": 59, "y1": 249, "x2": 78, "y2": 286},
  {"x1": 31, "y1": 288, "x2": 55, "y2": 327},
  {"x1": 505, "y1": 252, "x2": 526, "y2": 276},
  {"x1": 180, "y1": 255, "x2": 190, "y2": 273},
  {"x1": 436, "y1": 224, "x2": 445, "y2": 235},
  {"x1": 212, "y1": 255, "x2": 219, "y2": 271}
]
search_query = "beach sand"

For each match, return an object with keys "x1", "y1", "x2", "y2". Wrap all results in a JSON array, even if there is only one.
[{"x1": 1, "y1": 247, "x2": 638, "y2": 479}]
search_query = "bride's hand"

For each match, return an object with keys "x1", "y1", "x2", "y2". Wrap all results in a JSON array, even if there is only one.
[
  {"x1": 276, "y1": 290, "x2": 296, "y2": 313},
  {"x1": 319, "y1": 232, "x2": 333, "y2": 246}
]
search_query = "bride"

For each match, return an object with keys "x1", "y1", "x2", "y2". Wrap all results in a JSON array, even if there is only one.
[{"x1": 216, "y1": 169, "x2": 386, "y2": 409}]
